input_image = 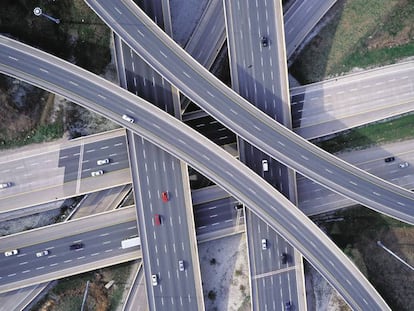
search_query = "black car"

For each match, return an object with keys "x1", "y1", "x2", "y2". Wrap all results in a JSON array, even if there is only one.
[
  {"x1": 384, "y1": 156, "x2": 395, "y2": 163},
  {"x1": 260, "y1": 36, "x2": 269, "y2": 47},
  {"x1": 285, "y1": 301, "x2": 291, "y2": 311},
  {"x1": 281, "y1": 253, "x2": 288, "y2": 264},
  {"x1": 69, "y1": 242, "x2": 84, "y2": 250},
  {"x1": 234, "y1": 203, "x2": 243, "y2": 210}
]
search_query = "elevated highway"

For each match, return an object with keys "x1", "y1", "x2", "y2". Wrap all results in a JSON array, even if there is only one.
[
  {"x1": 0, "y1": 208, "x2": 140, "y2": 293},
  {"x1": 116, "y1": 1, "x2": 204, "y2": 308},
  {"x1": 85, "y1": 0, "x2": 414, "y2": 225},
  {"x1": 0, "y1": 34, "x2": 391, "y2": 309},
  {"x1": 284, "y1": 0, "x2": 338, "y2": 58},
  {"x1": 224, "y1": 0, "x2": 305, "y2": 309},
  {"x1": 292, "y1": 61, "x2": 414, "y2": 139},
  {"x1": 0, "y1": 129, "x2": 130, "y2": 213}
]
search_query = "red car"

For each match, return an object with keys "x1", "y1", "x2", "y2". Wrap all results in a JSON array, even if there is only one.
[
  {"x1": 154, "y1": 214, "x2": 161, "y2": 226},
  {"x1": 161, "y1": 191, "x2": 169, "y2": 202}
]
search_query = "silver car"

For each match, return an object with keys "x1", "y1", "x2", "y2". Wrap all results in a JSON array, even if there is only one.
[
  {"x1": 261, "y1": 239, "x2": 267, "y2": 250},
  {"x1": 4, "y1": 249, "x2": 19, "y2": 257},
  {"x1": 262, "y1": 159, "x2": 269, "y2": 172},
  {"x1": 0, "y1": 182, "x2": 12, "y2": 189},
  {"x1": 36, "y1": 250, "x2": 49, "y2": 257},
  {"x1": 91, "y1": 170, "x2": 104, "y2": 177},
  {"x1": 399, "y1": 162, "x2": 409, "y2": 168},
  {"x1": 151, "y1": 274, "x2": 158, "y2": 286},
  {"x1": 178, "y1": 260, "x2": 185, "y2": 271},
  {"x1": 122, "y1": 114, "x2": 135, "y2": 123},
  {"x1": 97, "y1": 159, "x2": 109, "y2": 165}
]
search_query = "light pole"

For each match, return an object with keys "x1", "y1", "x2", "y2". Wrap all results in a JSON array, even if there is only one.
[
  {"x1": 377, "y1": 240, "x2": 414, "y2": 271},
  {"x1": 33, "y1": 7, "x2": 60, "y2": 24}
]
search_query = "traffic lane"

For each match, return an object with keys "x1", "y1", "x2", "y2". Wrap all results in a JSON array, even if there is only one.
[
  {"x1": 247, "y1": 211, "x2": 295, "y2": 275},
  {"x1": 290, "y1": 69, "x2": 414, "y2": 118},
  {"x1": 151, "y1": 151, "x2": 198, "y2": 308},
  {"x1": 285, "y1": 0, "x2": 337, "y2": 57},
  {"x1": 194, "y1": 196, "x2": 243, "y2": 234},
  {"x1": 132, "y1": 137, "x2": 198, "y2": 310},
  {"x1": 133, "y1": 52, "x2": 176, "y2": 116},
  {"x1": 229, "y1": 0, "x2": 286, "y2": 120},
  {"x1": 184, "y1": 116, "x2": 236, "y2": 146},
  {"x1": 124, "y1": 50, "x2": 175, "y2": 115},
  {"x1": 0, "y1": 136, "x2": 128, "y2": 195},
  {"x1": 297, "y1": 148, "x2": 414, "y2": 201},
  {"x1": 243, "y1": 145, "x2": 291, "y2": 195},
  {"x1": 0, "y1": 221, "x2": 138, "y2": 285},
  {"x1": 289, "y1": 63, "x2": 414, "y2": 98},
  {"x1": 188, "y1": 5, "x2": 225, "y2": 66},
  {"x1": 194, "y1": 197, "x2": 237, "y2": 220}
]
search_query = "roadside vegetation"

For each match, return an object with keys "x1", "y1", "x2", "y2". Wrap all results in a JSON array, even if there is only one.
[
  {"x1": 313, "y1": 113, "x2": 414, "y2": 153},
  {"x1": 315, "y1": 208, "x2": 414, "y2": 310},
  {"x1": 290, "y1": 0, "x2": 414, "y2": 84},
  {"x1": 30, "y1": 262, "x2": 134, "y2": 311},
  {"x1": 0, "y1": 0, "x2": 112, "y2": 149},
  {"x1": 0, "y1": 0, "x2": 110, "y2": 74}
]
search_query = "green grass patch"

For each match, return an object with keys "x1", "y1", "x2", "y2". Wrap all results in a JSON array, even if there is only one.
[
  {"x1": 0, "y1": 122, "x2": 64, "y2": 149},
  {"x1": 314, "y1": 113, "x2": 414, "y2": 153},
  {"x1": 342, "y1": 41, "x2": 414, "y2": 71},
  {"x1": 0, "y1": 0, "x2": 110, "y2": 75},
  {"x1": 291, "y1": 0, "x2": 414, "y2": 83},
  {"x1": 31, "y1": 262, "x2": 134, "y2": 311}
]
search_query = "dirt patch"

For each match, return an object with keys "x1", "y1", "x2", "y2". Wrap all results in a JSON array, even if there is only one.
[
  {"x1": 305, "y1": 263, "x2": 351, "y2": 311},
  {"x1": 198, "y1": 234, "x2": 250, "y2": 311},
  {"x1": 32, "y1": 263, "x2": 133, "y2": 311}
]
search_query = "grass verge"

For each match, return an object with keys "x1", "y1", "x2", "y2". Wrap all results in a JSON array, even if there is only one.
[
  {"x1": 316, "y1": 207, "x2": 413, "y2": 310},
  {"x1": 30, "y1": 262, "x2": 133, "y2": 311},
  {"x1": 313, "y1": 113, "x2": 414, "y2": 153},
  {"x1": 290, "y1": 0, "x2": 414, "y2": 83},
  {"x1": 0, "y1": 122, "x2": 64, "y2": 149}
]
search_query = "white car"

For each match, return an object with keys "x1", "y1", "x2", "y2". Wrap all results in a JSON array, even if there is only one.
[
  {"x1": 4, "y1": 249, "x2": 19, "y2": 257},
  {"x1": 261, "y1": 239, "x2": 268, "y2": 250},
  {"x1": 91, "y1": 170, "x2": 104, "y2": 177},
  {"x1": 36, "y1": 250, "x2": 49, "y2": 257},
  {"x1": 399, "y1": 162, "x2": 409, "y2": 168},
  {"x1": 97, "y1": 158, "x2": 109, "y2": 165},
  {"x1": 151, "y1": 274, "x2": 158, "y2": 286},
  {"x1": 178, "y1": 260, "x2": 185, "y2": 271},
  {"x1": 122, "y1": 114, "x2": 135, "y2": 123},
  {"x1": 262, "y1": 159, "x2": 269, "y2": 172},
  {"x1": 0, "y1": 182, "x2": 12, "y2": 189}
]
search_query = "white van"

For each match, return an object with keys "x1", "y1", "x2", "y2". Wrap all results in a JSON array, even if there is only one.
[
  {"x1": 262, "y1": 159, "x2": 269, "y2": 172},
  {"x1": 122, "y1": 114, "x2": 135, "y2": 123}
]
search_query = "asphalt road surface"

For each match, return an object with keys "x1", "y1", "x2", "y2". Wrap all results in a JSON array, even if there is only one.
[{"x1": 0, "y1": 34, "x2": 392, "y2": 309}]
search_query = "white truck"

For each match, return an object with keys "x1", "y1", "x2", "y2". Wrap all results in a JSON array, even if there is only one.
[{"x1": 121, "y1": 237, "x2": 141, "y2": 249}]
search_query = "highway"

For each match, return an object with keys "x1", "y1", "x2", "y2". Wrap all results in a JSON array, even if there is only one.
[
  {"x1": 0, "y1": 208, "x2": 140, "y2": 293},
  {"x1": 178, "y1": 0, "x2": 414, "y2": 141},
  {"x1": 284, "y1": 0, "x2": 338, "y2": 57},
  {"x1": 292, "y1": 61, "x2": 414, "y2": 139},
  {"x1": 183, "y1": 0, "x2": 226, "y2": 75},
  {"x1": 122, "y1": 261, "x2": 148, "y2": 311},
  {"x1": 117, "y1": 1, "x2": 204, "y2": 309},
  {"x1": 2, "y1": 130, "x2": 412, "y2": 296},
  {"x1": 128, "y1": 133, "x2": 203, "y2": 310},
  {"x1": 299, "y1": 139, "x2": 414, "y2": 215},
  {"x1": 0, "y1": 34, "x2": 391, "y2": 309},
  {"x1": 224, "y1": 0, "x2": 304, "y2": 309},
  {"x1": 85, "y1": 0, "x2": 414, "y2": 225},
  {"x1": 0, "y1": 129, "x2": 130, "y2": 212}
]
